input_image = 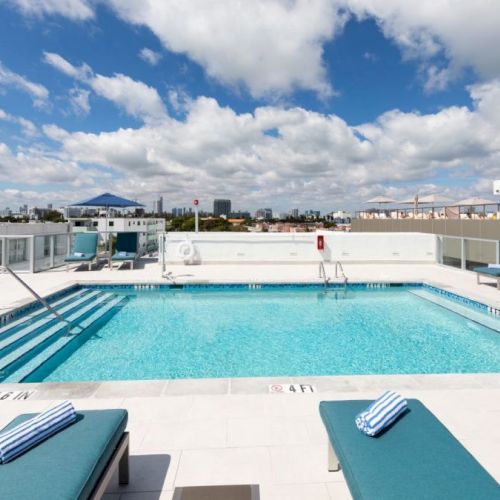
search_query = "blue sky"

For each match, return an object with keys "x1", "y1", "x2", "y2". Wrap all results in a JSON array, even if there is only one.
[{"x1": 0, "y1": 1, "x2": 498, "y2": 212}]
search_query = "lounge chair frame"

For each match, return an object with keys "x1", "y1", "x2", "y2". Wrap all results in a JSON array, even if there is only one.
[
  {"x1": 328, "y1": 441, "x2": 340, "y2": 472},
  {"x1": 476, "y1": 270, "x2": 500, "y2": 289},
  {"x1": 89, "y1": 431, "x2": 129, "y2": 500},
  {"x1": 66, "y1": 257, "x2": 97, "y2": 272}
]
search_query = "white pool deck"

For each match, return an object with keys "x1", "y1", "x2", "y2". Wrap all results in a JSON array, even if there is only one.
[{"x1": 0, "y1": 260, "x2": 499, "y2": 499}]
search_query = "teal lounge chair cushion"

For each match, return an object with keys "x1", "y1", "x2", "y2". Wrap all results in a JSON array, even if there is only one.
[
  {"x1": 319, "y1": 400, "x2": 499, "y2": 500},
  {"x1": 0, "y1": 409, "x2": 127, "y2": 500},
  {"x1": 474, "y1": 266, "x2": 500, "y2": 276},
  {"x1": 112, "y1": 251, "x2": 137, "y2": 261},
  {"x1": 115, "y1": 232, "x2": 138, "y2": 254},
  {"x1": 65, "y1": 233, "x2": 98, "y2": 263},
  {"x1": 65, "y1": 252, "x2": 96, "y2": 262}
]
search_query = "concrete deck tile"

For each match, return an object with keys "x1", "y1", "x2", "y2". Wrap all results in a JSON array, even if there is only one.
[
  {"x1": 140, "y1": 419, "x2": 227, "y2": 451},
  {"x1": 107, "y1": 452, "x2": 180, "y2": 493},
  {"x1": 290, "y1": 376, "x2": 361, "y2": 393},
  {"x1": 461, "y1": 439, "x2": 500, "y2": 481},
  {"x1": 269, "y1": 444, "x2": 346, "y2": 484},
  {"x1": 304, "y1": 416, "x2": 329, "y2": 445},
  {"x1": 73, "y1": 397, "x2": 125, "y2": 410},
  {"x1": 122, "y1": 396, "x2": 194, "y2": 422},
  {"x1": 94, "y1": 380, "x2": 167, "y2": 398},
  {"x1": 227, "y1": 416, "x2": 310, "y2": 447},
  {"x1": 326, "y1": 481, "x2": 352, "y2": 500},
  {"x1": 33, "y1": 381, "x2": 101, "y2": 399},
  {"x1": 175, "y1": 447, "x2": 272, "y2": 486},
  {"x1": 260, "y1": 482, "x2": 331, "y2": 500},
  {"x1": 342, "y1": 374, "x2": 425, "y2": 391},
  {"x1": 119, "y1": 491, "x2": 174, "y2": 500},
  {"x1": 163, "y1": 378, "x2": 229, "y2": 396},
  {"x1": 230, "y1": 377, "x2": 293, "y2": 394}
]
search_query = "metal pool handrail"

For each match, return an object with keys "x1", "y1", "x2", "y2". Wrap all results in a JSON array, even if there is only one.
[{"x1": 0, "y1": 265, "x2": 80, "y2": 333}]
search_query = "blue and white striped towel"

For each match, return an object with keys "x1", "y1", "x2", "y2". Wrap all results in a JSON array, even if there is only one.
[
  {"x1": 355, "y1": 391, "x2": 407, "y2": 437},
  {"x1": 0, "y1": 401, "x2": 76, "y2": 464}
]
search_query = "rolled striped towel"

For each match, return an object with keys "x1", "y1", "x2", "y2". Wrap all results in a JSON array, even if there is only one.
[
  {"x1": 0, "y1": 401, "x2": 76, "y2": 464},
  {"x1": 355, "y1": 391, "x2": 407, "y2": 437}
]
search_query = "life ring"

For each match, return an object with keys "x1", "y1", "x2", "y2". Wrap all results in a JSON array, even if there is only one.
[{"x1": 178, "y1": 240, "x2": 196, "y2": 262}]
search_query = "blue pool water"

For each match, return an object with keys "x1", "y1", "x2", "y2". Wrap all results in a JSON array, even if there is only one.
[{"x1": 27, "y1": 286, "x2": 500, "y2": 382}]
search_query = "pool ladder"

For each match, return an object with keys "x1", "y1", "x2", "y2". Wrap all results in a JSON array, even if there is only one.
[{"x1": 318, "y1": 261, "x2": 348, "y2": 291}]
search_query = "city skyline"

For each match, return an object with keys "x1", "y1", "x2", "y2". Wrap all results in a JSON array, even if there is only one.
[{"x1": 1, "y1": 2, "x2": 499, "y2": 211}]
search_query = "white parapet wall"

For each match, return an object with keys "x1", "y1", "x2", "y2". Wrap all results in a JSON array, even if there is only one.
[{"x1": 161, "y1": 231, "x2": 437, "y2": 264}]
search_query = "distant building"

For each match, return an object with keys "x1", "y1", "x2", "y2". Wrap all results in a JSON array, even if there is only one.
[
  {"x1": 64, "y1": 206, "x2": 82, "y2": 218},
  {"x1": 30, "y1": 207, "x2": 52, "y2": 220},
  {"x1": 255, "y1": 208, "x2": 273, "y2": 220},
  {"x1": 229, "y1": 210, "x2": 251, "y2": 219},
  {"x1": 152, "y1": 196, "x2": 163, "y2": 215},
  {"x1": 47, "y1": 203, "x2": 53, "y2": 210},
  {"x1": 291, "y1": 208, "x2": 299, "y2": 218},
  {"x1": 213, "y1": 199, "x2": 231, "y2": 217},
  {"x1": 0, "y1": 207, "x2": 11, "y2": 217},
  {"x1": 326, "y1": 210, "x2": 352, "y2": 224},
  {"x1": 304, "y1": 209, "x2": 320, "y2": 219},
  {"x1": 172, "y1": 208, "x2": 183, "y2": 217}
]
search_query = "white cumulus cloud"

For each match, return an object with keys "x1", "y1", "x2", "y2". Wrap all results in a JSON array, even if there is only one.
[
  {"x1": 32, "y1": 80, "x2": 500, "y2": 210},
  {"x1": 107, "y1": 0, "x2": 344, "y2": 98},
  {"x1": 43, "y1": 52, "x2": 167, "y2": 123},
  {"x1": 0, "y1": 108, "x2": 38, "y2": 136},
  {"x1": 68, "y1": 87, "x2": 91, "y2": 115},
  {"x1": 347, "y1": 0, "x2": 500, "y2": 89},
  {"x1": 0, "y1": 61, "x2": 49, "y2": 108},
  {"x1": 7, "y1": 0, "x2": 94, "y2": 20},
  {"x1": 139, "y1": 48, "x2": 162, "y2": 66}
]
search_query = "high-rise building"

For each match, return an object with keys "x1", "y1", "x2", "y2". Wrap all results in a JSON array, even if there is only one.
[
  {"x1": 153, "y1": 196, "x2": 163, "y2": 215},
  {"x1": 291, "y1": 208, "x2": 299, "y2": 218},
  {"x1": 305, "y1": 209, "x2": 320, "y2": 219},
  {"x1": 47, "y1": 203, "x2": 53, "y2": 210},
  {"x1": 213, "y1": 199, "x2": 231, "y2": 217},
  {"x1": 172, "y1": 207, "x2": 184, "y2": 217},
  {"x1": 255, "y1": 208, "x2": 273, "y2": 220}
]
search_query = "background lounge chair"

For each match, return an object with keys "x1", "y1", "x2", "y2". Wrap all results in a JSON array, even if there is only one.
[
  {"x1": 319, "y1": 399, "x2": 499, "y2": 500},
  {"x1": 0, "y1": 409, "x2": 129, "y2": 500},
  {"x1": 474, "y1": 266, "x2": 500, "y2": 290},
  {"x1": 65, "y1": 233, "x2": 98, "y2": 271},
  {"x1": 112, "y1": 232, "x2": 138, "y2": 269}
]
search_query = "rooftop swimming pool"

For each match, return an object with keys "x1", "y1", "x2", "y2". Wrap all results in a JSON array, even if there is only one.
[{"x1": 1, "y1": 284, "x2": 499, "y2": 383}]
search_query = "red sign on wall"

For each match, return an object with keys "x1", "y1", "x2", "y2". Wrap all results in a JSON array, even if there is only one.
[{"x1": 317, "y1": 235, "x2": 324, "y2": 251}]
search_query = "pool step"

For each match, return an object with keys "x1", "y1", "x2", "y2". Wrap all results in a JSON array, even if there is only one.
[
  {"x1": 409, "y1": 289, "x2": 500, "y2": 333},
  {"x1": 0, "y1": 293, "x2": 115, "y2": 373},
  {"x1": 3, "y1": 295, "x2": 127, "y2": 383},
  {"x1": 0, "y1": 290, "x2": 101, "y2": 353},
  {"x1": 0, "y1": 288, "x2": 93, "y2": 336}
]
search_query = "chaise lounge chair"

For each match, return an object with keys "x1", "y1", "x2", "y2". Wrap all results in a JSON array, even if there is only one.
[
  {"x1": 319, "y1": 399, "x2": 499, "y2": 500},
  {"x1": 473, "y1": 266, "x2": 500, "y2": 290},
  {"x1": 65, "y1": 233, "x2": 98, "y2": 271},
  {"x1": 111, "y1": 232, "x2": 138, "y2": 270},
  {"x1": 0, "y1": 409, "x2": 129, "y2": 500}
]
